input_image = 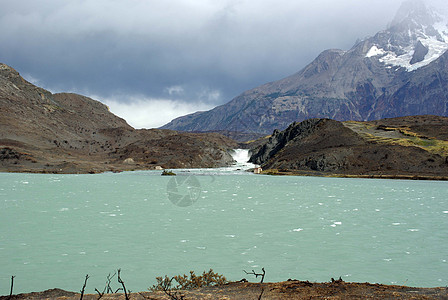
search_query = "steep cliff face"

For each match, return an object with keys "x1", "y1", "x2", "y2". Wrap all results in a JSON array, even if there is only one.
[
  {"x1": 249, "y1": 116, "x2": 448, "y2": 177},
  {"x1": 370, "y1": 51, "x2": 448, "y2": 120},
  {"x1": 162, "y1": 0, "x2": 448, "y2": 136},
  {"x1": 249, "y1": 119, "x2": 362, "y2": 165},
  {"x1": 0, "y1": 63, "x2": 237, "y2": 173}
]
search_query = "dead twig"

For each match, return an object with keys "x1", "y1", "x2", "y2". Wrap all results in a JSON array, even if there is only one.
[
  {"x1": 95, "y1": 287, "x2": 104, "y2": 299},
  {"x1": 80, "y1": 274, "x2": 89, "y2": 300},
  {"x1": 106, "y1": 272, "x2": 117, "y2": 293},
  {"x1": 8, "y1": 276, "x2": 15, "y2": 299},
  {"x1": 117, "y1": 269, "x2": 130, "y2": 300},
  {"x1": 243, "y1": 267, "x2": 266, "y2": 283},
  {"x1": 95, "y1": 271, "x2": 117, "y2": 299},
  {"x1": 157, "y1": 276, "x2": 185, "y2": 300}
]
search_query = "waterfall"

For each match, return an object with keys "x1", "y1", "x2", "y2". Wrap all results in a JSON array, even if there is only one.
[
  {"x1": 231, "y1": 149, "x2": 251, "y2": 164},
  {"x1": 229, "y1": 149, "x2": 258, "y2": 171}
]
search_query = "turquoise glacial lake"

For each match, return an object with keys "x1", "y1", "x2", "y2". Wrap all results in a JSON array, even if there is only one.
[{"x1": 1, "y1": 167, "x2": 447, "y2": 294}]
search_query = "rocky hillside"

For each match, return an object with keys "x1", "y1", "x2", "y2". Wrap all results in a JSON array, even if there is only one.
[
  {"x1": 249, "y1": 115, "x2": 448, "y2": 178},
  {"x1": 162, "y1": 0, "x2": 448, "y2": 136},
  {"x1": 0, "y1": 63, "x2": 238, "y2": 173}
]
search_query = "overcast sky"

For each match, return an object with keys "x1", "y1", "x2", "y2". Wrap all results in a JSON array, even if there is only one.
[{"x1": 1, "y1": 0, "x2": 445, "y2": 128}]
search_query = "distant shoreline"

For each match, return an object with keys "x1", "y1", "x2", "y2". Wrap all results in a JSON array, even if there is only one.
[
  {"x1": 259, "y1": 169, "x2": 448, "y2": 181},
  {"x1": 2, "y1": 167, "x2": 448, "y2": 181}
]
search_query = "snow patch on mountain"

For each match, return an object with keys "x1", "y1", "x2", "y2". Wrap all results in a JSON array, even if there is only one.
[
  {"x1": 365, "y1": 45, "x2": 386, "y2": 58},
  {"x1": 366, "y1": 21, "x2": 448, "y2": 71}
]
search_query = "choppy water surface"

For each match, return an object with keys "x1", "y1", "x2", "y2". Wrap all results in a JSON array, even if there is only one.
[{"x1": 1, "y1": 164, "x2": 447, "y2": 294}]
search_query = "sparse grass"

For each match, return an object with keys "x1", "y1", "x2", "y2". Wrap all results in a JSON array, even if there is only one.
[
  {"x1": 344, "y1": 122, "x2": 448, "y2": 156},
  {"x1": 393, "y1": 137, "x2": 448, "y2": 156},
  {"x1": 396, "y1": 127, "x2": 426, "y2": 138},
  {"x1": 343, "y1": 121, "x2": 376, "y2": 130},
  {"x1": 244, "y1": 134, "x2": 271, "y2": 145},
  {"x1": 262, "y1": 169, "x2": 288, "y2": 175},
  {"x1": 359, "y1": 132, "x2": 396, "y2": 143},
  {"x1": 398, "y1": 137, "x2": 435, "y2": 146},
  {"x1": 362, "y1": 133, "x2": 448, "y2": 156}
]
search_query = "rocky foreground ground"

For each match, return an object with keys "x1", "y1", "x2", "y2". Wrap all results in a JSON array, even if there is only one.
[{"x1": 2, "y1": 280, "x2": 448, "y2": 299}]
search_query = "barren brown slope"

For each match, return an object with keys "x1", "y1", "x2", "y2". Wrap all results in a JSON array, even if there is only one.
[
  {"x1": 0, "y1": 63, "x2": 238, "y2": 173},
  {"x1": 249, "y1": 117, "x2": 448, "y2": 178}
]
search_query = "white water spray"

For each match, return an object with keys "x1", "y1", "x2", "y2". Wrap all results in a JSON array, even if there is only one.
[
  {"x1": 231, "y1": 149, "x2": 251, "y2": 164},
  {"x1": 229, "y1": 149, "x2": 258, "y2": 170}
]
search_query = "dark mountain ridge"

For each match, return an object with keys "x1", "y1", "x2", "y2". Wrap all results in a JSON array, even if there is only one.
[{"x1": 162, "y1": 0, "x2": 448, "y2": 136}]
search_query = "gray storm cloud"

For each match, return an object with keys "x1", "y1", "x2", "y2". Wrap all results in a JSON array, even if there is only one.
[{"x1": 1, "y1": 0, "x2": 444, "y2": 127}]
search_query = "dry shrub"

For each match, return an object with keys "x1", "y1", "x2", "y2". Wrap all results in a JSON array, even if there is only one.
[{"x1": 150, "y1": 269, "x2": 227, "y2": 291}]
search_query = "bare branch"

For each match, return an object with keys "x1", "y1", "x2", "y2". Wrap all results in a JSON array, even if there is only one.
[
  {"x1": 243, "y1": 267, "x2": 266, "y2": 283},
  {"x1": 158, "y1": 276, "x2": 185, "y2": 300},
  {"x1": 80, "y1": 274, "x2": 90, "y2": 300},
  {"x1": 117, "y1": 269, "x2": 130, "y2": 300},
  {"x1": 106, "y1": 272, "x2": 117, "y2": 293},
  {"x1": 8, "y1": 276, "x2": 15, "y2": 299},
  {"x1": 95, "y1": 288, "x2": 104, "y2": 299},
  {"x1": 97, "y1": 271, "x2": 117, "y2": 297}
]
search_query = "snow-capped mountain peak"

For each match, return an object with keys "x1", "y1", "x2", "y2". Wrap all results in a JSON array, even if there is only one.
[
  {"x1": 391, "y1": 0, "x2": 439, "y2": 28},
  {"x1": 163, "y1": 0, "x2": 448, "y2": 134},
  {"x1": 365, "y1": 0, "x2": 448, "y2": 71}
]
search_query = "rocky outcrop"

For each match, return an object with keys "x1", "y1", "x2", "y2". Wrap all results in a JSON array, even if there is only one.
[
  {"x1": 0, "y1": 63, "x2": 238, "y2": 173},
  {"x1": 410, "y1": 40, "x2": 429, "y2": 65},
  {"x1": 0, "y1": 148, "x2": 21, "y2": 160},
  {"x1": 250, "y1": 119, "x2": 328, "y2": 165},
  {"x1": 249, "y1": 119, "x2": 365, "y2": 170},
  {"x1": 249, "y1": 116, "x2": 448, "y2": 177}
]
